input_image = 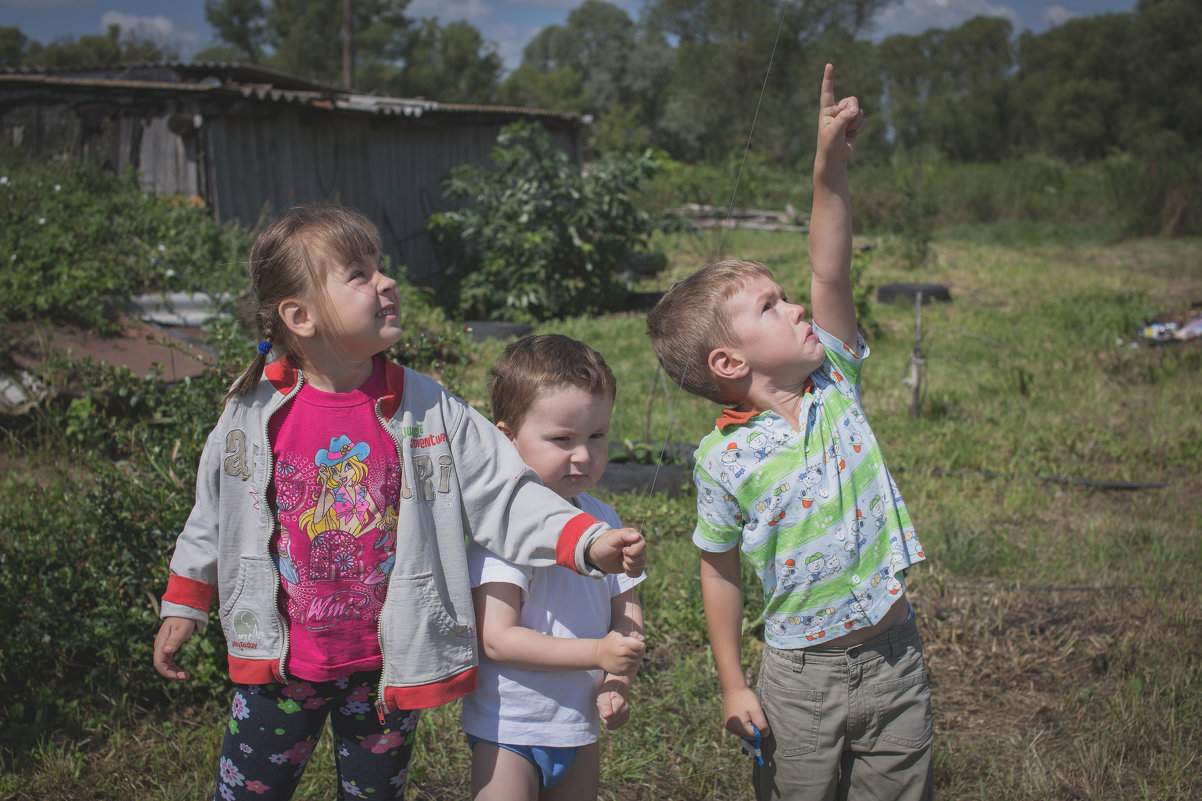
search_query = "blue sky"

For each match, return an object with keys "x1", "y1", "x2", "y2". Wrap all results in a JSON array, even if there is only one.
[{"x1": 2, "y1": 0, "x2": 1139, "y2": 72}]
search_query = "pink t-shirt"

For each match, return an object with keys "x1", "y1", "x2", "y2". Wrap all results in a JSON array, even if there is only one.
[{"x1": 268, "y1": 359, "x2": 400, "y2": 681}]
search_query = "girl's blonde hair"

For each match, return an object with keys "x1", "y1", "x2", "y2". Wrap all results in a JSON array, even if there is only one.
[{"x1": 226, "y1": 205, "x2": 383, "y2": 400}]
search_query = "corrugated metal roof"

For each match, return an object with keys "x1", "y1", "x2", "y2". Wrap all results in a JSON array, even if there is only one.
[
  {"x1": 2, "y1": 61, "x2": 338, "y2": 92},
  {"x1": 0, "y1": 61, "x2": 587, "y2": 124}
]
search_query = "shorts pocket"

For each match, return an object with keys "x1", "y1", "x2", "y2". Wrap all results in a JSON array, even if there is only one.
[
  {"x1": 757, "y1": 649, "x2": 823, "y2": 758},
  {"x1": 873, "y1": 649, "x2": 932, "y2": 749}
]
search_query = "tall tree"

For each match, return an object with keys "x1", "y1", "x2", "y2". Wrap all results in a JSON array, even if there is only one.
[
  {"x1": 203, "y1": 0, "x2": 266, "y2": 62},
  {"x1": 498, "y1": 65, "x2": 588, "y2": 114},
  {"x1": 645, "y1": 0, "x2": 885, "y2": 164},
  {"x1": 0, "y1": 26, "x2": 27, "y2": 67},
  {"x1": 389, "y1": 19, "x2": 502, "y2": 103},
  {"x1": 1018, "y1": 13, "x2": 1130, "y2": 161},
  {"x1": 1125, "y1": 0, "x2": 1202, "y2": 153},
  {"x1": 925, "y1": 16, "x2": 1015, "y2": 161},
  {"x1": 501, "y1": 0, "x2": 671, "y2": 152},
  {"x1": 18, "y1": 25, "x2": 175, "y2": 66},
  {"x1": 203, "y1": 0, "x2": 409, "y2": 87}
]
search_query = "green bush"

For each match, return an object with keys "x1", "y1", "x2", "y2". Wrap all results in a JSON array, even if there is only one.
[
  {"x1": 0, "y1": 356, "x2": 240, "y2": 742},
  {"x1": 429, "y1": 122, "x2": 676, "y2": 322},
  {"x1": 641, "y1": 152, "x2": 815, "y2": 214},
  {"x1": 0, "y1": 158, "x2": 249, "y2": 335}
]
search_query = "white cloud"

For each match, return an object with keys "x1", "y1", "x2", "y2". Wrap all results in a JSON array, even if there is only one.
[
  {"x1": 871, "y1": 0, "x2": 1022, "y2": 39},
  {"x1": 407, "y1": 0, "x2": 496, "y2": 24},
  {"x1": 99, "y1": 11, "x2": 203, "y2": 58},
  {"x1": 1040, "y1": 4, "x2": 1080, "y2": 27},
  {"x1": 508, "y1": 0, "x2": 592, "y2": 9}
]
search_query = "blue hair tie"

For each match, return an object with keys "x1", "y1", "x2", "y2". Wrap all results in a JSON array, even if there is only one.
[{"x1": 257, "y1": 340, "x2": 273, "y2": 355}]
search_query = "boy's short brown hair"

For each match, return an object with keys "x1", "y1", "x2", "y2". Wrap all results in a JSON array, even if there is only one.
[
  {"x1": 645, "y1": 259, "x2": 774, "y2": 403},
  {"x1": 488, "y1": 334, "x2": 617, "y2": 432}
]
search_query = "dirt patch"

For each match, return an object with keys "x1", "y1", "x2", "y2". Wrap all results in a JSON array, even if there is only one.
[{"x1": 1, "y1": 317, "x2": 213, "y2": 413}]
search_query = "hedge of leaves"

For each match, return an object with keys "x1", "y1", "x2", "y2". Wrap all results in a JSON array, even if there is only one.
[
  {"x1": 0, "y1": 157, "x2": 248, "y2": 335},
  {"x1": 429, "y1": 121, "x2": 681, "y2": 322}
]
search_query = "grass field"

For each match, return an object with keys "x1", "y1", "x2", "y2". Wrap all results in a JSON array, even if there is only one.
[{"x1": 4, "y1": 224, "x2": 1201, "y2": 800}]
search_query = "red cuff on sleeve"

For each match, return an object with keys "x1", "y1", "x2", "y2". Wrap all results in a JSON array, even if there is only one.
[
  {"x1": 163, "y1": 574, "x2": 216, "y2": 610},
  {"x1": 556, "y1": 512, "x2": 600, "y2": 572}
]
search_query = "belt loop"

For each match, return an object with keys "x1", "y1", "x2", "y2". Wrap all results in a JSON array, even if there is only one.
[
  {"x1": 889, "y1": 624, "x2": 904, "y2": 658},
  {"x1": 792, "y1": 649, "x2": 805, "y2": 672}
]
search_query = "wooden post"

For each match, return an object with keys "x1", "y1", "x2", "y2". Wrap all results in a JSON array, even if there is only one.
[
  {"x1": 342, "y1": 0, "x2": 354, "y2": 90},
  {"x1": 910, "y1": 291, "x2": 924, "y2": 419}
]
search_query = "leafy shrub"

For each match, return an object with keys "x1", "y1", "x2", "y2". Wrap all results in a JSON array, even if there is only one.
[
  {"x1": 429, "y1": 121, "x2": 676, "y2": 322},
  {"x1": 0, "y1": 356, "x2": 239, "y2": 742},
  {"x1": 641, "y1": 151, "x2": 814, "y2": 214},
  {"x1": 0, "y1": 158, "x2": 249, "y2": 335},
  {"x1": 1098, "y1": 149, "x2": 1202, "y2": 236}
]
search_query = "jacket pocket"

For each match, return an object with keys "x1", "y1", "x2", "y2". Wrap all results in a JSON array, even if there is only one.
[
  {"x1": 379, "y1": 571, "x2": 476, "y2": 686},
  {"x1": 218, "y1": 555, "x2": 284, "y2": 661}
]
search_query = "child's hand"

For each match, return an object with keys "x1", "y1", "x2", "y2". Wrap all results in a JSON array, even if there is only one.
[
  {"x1": 597, "y1": 682, "x2": 631, "y2": 730},
  {"x1": 586, "y1": 528, "x2": 646, "y2": 577},
  {"x1": 723, "y1": 685, "x2": 771, "y2": 740},
  {"x1": 154, "y1": 616, "x2": 197, "y2": 681},
  {"x1": 594, "y1": 630, "x2": 645, "y2": 676},
  {"x1": 816, "y1": 62, "x2": 865, "y2": 164}
]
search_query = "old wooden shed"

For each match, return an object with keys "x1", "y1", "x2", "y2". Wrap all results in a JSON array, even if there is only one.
[{"x1": 0, "y1": 62, "x2": 589, "y2": 287}]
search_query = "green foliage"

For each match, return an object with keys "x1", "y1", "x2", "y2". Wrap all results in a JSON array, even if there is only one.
[
  {"x1": 265, "y1": 0, "x2": 408, "y2": 89},
  {"x1": 0, "y1": 355, "x2": 239, "y2": 739},
  {"x1": 429, "y1": 122, "x2": 675, "y2": 322},
  {"x1": 497, "y1": 65, "x2": 588, "y2": 113},
  {"x1": 846, "y1": 153, "x2": 1202, "y2": 236},
  {"x1": 501, "y1": 0, "x2": 671, "y2": 152},
  {"x1": 883, "y1": 165, "x2": 936, "y2": 271},
  {"x1": 386, "y1": 19, "x2": 502, "y2": 103},
  {"x1": 0, "y1": 158, "x2": 249, "y2": 335},
  {"x1": 202, "y1": 0, "x2": 504, "y2": 98},
  {"x1": 12, "y1": 23, "x2": 174, "y2": 66}
]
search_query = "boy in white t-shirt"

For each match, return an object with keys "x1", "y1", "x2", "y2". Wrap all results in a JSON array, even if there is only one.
[{"x1": 462, "y1": 334, "x2": 646, "y2": 801}]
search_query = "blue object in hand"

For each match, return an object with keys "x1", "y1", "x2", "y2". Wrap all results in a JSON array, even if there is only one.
[{"x1": 741, "y1": 722, "x2": 763, "y2": 766}]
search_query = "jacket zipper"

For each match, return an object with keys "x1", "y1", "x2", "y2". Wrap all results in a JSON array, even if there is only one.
[
  {"x1": 266, "y1": 372, "x2": 305, "y2": 684},
  {"x1": 374, "y1": 395, "x2": 406, "y2": 725}
]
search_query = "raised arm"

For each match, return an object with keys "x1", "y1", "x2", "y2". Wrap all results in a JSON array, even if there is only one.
[{"x1": 810, "y1": 62, "x2": 865, "y2": 348}]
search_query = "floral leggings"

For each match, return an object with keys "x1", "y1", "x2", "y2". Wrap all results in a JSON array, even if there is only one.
[{"x1": 213, "y1": 672, "x2": 419, "y2": 800}]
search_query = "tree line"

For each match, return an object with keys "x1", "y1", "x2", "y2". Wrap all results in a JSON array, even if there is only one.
[{"x1": 3, "y1": 0, "x2": 1199, "y2": 168}]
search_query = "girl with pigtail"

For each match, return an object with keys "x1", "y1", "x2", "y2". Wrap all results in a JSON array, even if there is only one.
[{"x1": 152, "y1": 204, "x2": 646, "y2": 800}]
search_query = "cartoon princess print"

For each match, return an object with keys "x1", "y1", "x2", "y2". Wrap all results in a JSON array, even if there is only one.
[{"x1": 299, "y1": 435, "x2": 384, "y2": 541}]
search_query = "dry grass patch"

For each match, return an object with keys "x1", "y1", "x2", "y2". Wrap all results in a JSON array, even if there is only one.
[{"x1": 920, "y1": 582, "x2": 1202, "y2": 800}]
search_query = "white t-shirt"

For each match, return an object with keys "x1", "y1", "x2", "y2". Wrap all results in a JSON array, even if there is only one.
[{"x1": 461, "y1": 493, "x2": 645, "y2": 746}]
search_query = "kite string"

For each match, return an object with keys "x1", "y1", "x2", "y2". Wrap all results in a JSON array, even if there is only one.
[{"x1": 637, "y1": 2, "x2": 792, "y2": 532}]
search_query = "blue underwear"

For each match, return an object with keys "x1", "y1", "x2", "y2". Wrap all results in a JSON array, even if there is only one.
[{"x1": 467, "y1": 735, "x2": 580, "y2": 789}]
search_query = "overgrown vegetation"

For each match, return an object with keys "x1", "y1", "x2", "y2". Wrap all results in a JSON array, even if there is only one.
[
  {"x1": 2, "y1": 154, "x2": 1201, "y2": 800},
  {"x1": 0, "y1": 157, "x2": 248, "y2": 335},
  {"x1": 429, "y1": 121, "x2": 678, "y2": 322}
]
